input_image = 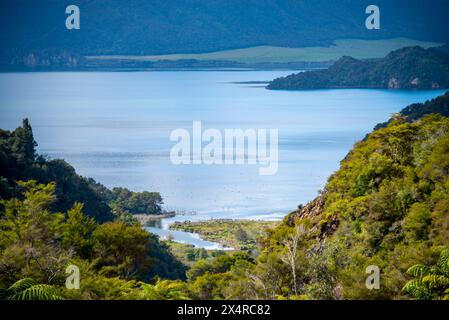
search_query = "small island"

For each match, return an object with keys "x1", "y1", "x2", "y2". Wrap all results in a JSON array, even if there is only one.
[{"x1": 267, "y1": 46, "x2": 449, "y2": 90}]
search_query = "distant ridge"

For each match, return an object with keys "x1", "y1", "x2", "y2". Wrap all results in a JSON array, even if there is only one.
[{"x1": 1, "y1": 0, "x2": 448, "y2": 56}]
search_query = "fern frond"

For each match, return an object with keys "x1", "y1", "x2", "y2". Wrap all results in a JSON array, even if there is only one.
[
  {"x1": 406, "y1": 264, "x2": 430, "y2": 278},
  {"x1": 7, "y1": 278, "x2": 37, "y2": 295},
  {"x1": 402, "y1": 280, "x2": 433, "y2": 300},
  {"x1": 9, "y1": 284, "x2": 63, "y2": 300},
  {"x1": 438, "y1": 248, "x2": 449, "y2": 275},
  {"x1": 422, "y1": 275, "x2": 449, "y2": 289}
]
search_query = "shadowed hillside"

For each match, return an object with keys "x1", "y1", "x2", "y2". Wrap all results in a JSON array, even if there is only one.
[{"x1": 268, "y1": 47, "x2": 449, "y2": 90}]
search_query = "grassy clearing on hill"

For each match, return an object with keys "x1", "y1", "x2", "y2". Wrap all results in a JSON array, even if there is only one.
[{"x1": 87, "y1": 38, "x2": 443, "y2": 64}]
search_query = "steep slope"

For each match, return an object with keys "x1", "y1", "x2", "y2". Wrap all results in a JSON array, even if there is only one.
[{"x1": 270, "y1": 95, "x2": 449, "y2": 299}]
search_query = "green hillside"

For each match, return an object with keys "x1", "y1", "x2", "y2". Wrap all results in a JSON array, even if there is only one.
[{"x1": 268, "y1": 46, "x2": 449, "y2": 90}]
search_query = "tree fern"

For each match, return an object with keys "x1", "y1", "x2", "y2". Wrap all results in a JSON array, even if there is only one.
[
  {"x1": 406, "y1": 265, "x2": 430, "y2": 278},
  {"x1": 422, "y1": 275, "x2": 449, "y2": 289},
  {"x1": 403, "y1": 247, "x2": 449, "y2": 300},
  {"x1": 140, "y1": 280, "x2": 190, "y2": 300},
  {"x1": 402, "y1": 279, "x2": 433, "y2": 300},
  {"x1": 438, "y1": 247, "x2": 449, "y2": 275},
  {"x1": 7, "y1": 278, "x2": 37, "y2": 295},
  {"x1": 7, "y1": 278, "x2": 63, "y2": 300}
]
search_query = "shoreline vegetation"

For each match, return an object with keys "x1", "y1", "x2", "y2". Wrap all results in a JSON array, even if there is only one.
[
  {"x1": 169, "y1": 219, "x2": 280, "y2": 251},
  {"x1": 268, "y1": 46, "x2": 449, "y2": 90}
]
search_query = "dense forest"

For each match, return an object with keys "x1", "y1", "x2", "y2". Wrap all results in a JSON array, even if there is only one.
[
  {"x1": 1, "y1": 92, "x2": 449, "y2": 299},
  {"x1": 1, "y1": 0, "x2": 448, "y2": 57},
  {"x1": 374, "y1": 91, "x2": 449, "y2": 131},
  {"x1": 267, "y1": 47, "x2": 449, "y2": 90}
]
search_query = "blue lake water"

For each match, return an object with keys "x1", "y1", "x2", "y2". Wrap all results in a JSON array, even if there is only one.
[{"x1": 0, "y1": 71, "x2": 445, "y2": 247}]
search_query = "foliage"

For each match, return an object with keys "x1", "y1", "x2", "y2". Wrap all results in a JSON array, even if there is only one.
[
  {"x1": 268, "y1": 47, "x2": 449, "y2": 90},
  {"x1": 6, "y1": 278, "x2": 63, "y2": 300},
  {"x1": 0, "y1": 180, "x2": 187, "y2": 299},
  {"x1": 403, "y1": 247, "x2": 449, "y2": 299},
  {"x1": 2, "y1": 0, "x2": 449, "y2": 64},
  {"x1": 110, "y1": 187, "x2": 163, "y2": 215},
  {"x1": 374, "y1": 92, "x2": 449, "y2": 131},
  {"x1": 139, "y1": 280, "x2": 191, "y2": 300},
  {"x1": 0, "y1": 180, "x2": 68, "y2": 285},
  {"x1": 218, "y1": 105, "x2": 449, "y2": 300},
  {"x1": 187, "y1": 252, "x2": 255, "y2": 300},
  {"x1": 91, "y1": 221, "x2": 186, "y2": 281}
]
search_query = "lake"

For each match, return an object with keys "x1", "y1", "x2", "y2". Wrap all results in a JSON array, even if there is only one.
[{"x1": 0, "y1": 71, "x2": 445, "y2": 247}]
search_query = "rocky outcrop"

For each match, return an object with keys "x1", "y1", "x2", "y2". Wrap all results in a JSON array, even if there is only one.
[
  {"x1": 7, "y1": 49, "x2": 85, "y2": 70},
  {"x1": 284, "y1": 195, "x2": 339, "y2": 239},
  {"x1": 388, "y1": 77, "x2": 400, "y2": 89}
]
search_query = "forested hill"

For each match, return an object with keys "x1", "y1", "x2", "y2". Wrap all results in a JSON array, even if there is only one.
[
  {"x1": 1, "y1": 0, "x2": 448, "y2": 58},
  {"x1": 374, "y1": 91, "x2": 449, "y2": 130},
  {"x1": 255, "y1": 91, "x2": 449, "y2": 299},
  {"x1": 267, "y1": 47, "x2": 449, "y2": 90}
]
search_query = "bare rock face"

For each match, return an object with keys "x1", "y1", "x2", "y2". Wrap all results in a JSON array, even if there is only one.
[
  {"x1": 388, "y1": 77, "x2": 400, "y2": 89},
  {"x1": 295, "y1": 196, "x2": 325, "y2": 221},
  {"x1": 9, "y1": 50, "x2": 84, "y2": 69},
  {"x1": 284, "y1": 197, "x2": 322, "y2": 227},
  {"x1": 285, "y1": 195, "x2": 339, "y2": 239},
  {"x1": 411, "y1": 77, "x2": 420, "y2": 86}
]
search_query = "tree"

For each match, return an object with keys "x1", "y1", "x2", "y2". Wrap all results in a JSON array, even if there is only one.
[
  {"x1": 91, "y1": 221, "x2": 186, "y2": 281},
  {"x1": 0, "y1": 180, "x2": 68, "y2": 284},
  {"x1": 111, "y1": 187, "x2": 163, "y2": 215},
  {"x1": 235, "y1": 227, "x2": 248, "y2": 243},
  {"x1": 281, "y1": 224, "x2": 306, "y2": 296},
  {"x1": 403, "y1": 247, "x2": 449, "y2": 300},
  {"x1": 91, "y1": 221, "x2": 151, "y2": 279},
  {"x1": 10, "y1": 118, "x2": 37, "y2": 168},
  {"x1": 61, "y1": 202, "x2": 96, "y2": 257}
]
